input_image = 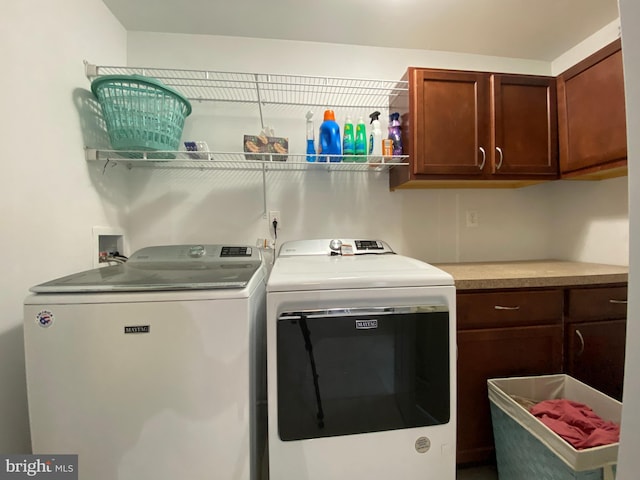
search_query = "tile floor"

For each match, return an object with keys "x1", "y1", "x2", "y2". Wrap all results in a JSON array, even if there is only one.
[{"x1": 456, "y1": 464, "x2": 499, "y2": 480}]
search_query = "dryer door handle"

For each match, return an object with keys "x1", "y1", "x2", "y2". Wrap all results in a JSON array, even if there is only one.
[{"x1": 279, "y1": 305, "x2": 449, "y2": 320}]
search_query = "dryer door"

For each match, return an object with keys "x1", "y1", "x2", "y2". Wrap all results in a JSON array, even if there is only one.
[{"x1": 276, "y1": 305, "x2": 450, "y2": 441}]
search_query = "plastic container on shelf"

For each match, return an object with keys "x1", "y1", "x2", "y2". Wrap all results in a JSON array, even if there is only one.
[
  {"x1": 368, "y1": 111, "x2": 383, "y2": 161},
  {"x1": 354, "y1": 116, "x2": 367, "y2": 162},
  {"x1": 388, "y1": 112, "x2": 403, "y2": 155},
  {"x1": 318, "y1": 110, "x2": 342, "y2": 162},
  {"x1": 342, "y1": 116, "x2": 355, "y2": 162},
  {"x1": 305, "y1": 110, "x2": 316, "y2": 162},
  {"x1": 91, "y1": 74, "x2": 192, "y2": 158}
]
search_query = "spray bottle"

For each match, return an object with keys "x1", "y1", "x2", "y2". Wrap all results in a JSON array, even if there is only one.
[
  {"x1": 306, "y1": 110, "x2": 316, "y2": 162},
  {"x1": 388, "y1": 112, "x2": 403, "y2": 156},
  {"x1": 368, "y1": 111, "x2": 383, "y2": 160}
]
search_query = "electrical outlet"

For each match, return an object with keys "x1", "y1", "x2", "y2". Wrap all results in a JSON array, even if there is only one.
[
  {"x1": 466, "y1": 210, "x2": 479, "y2": 228},
  {"x1": 269, "y1": 210, "x2": 281, "y2": 231}
]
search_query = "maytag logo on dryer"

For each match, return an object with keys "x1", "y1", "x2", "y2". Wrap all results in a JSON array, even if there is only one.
[
  {"x1": 124, "y1": 325, "x2": 150, "y2": 334},
  {"x1": 355, "y1": 319, "x2": 378, "y2": 330}
]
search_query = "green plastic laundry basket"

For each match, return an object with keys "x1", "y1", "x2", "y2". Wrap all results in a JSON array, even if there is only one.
[{"x1": 91, "y1": 74, "x2": 192, "y2": 157}]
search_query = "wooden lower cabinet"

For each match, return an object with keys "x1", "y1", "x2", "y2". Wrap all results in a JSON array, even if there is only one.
[
  {"x1": 564, "y1": 285, "x2": 628, "y2": 401},
  {"x1": 456, "y1": 289, "x2": 563, "y2": 465},
  {"x1": 455, "y1": 284, "x2": 627, "y2": 465},
  {"x1": 457, "y1": 325, "x2": 563, "y2": 464},
  {"x1": 565, "y1": 320, "x2": 626, "y2": 401}
]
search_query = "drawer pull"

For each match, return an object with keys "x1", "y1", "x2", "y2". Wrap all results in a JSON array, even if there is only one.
[
  {"x1": 494, "y1": 305, "x2": 520, "y2": 311},
  {"x1": 609, "y1": 299, "x2": 628, "y2": 304},
  {"x1": 576, "y1": 329, "x2": 585, "y2": 356}
]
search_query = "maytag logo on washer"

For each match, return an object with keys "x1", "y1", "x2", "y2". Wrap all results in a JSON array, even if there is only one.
[
  {"x1": 124, "y1": 325, "x2": 150, "y2": 334},
  {"x1": 35, "y1": 310, "x2": 54, "y2": 328},
  {"x1": 1, "y1": 454, "x2": 77, "y2": 479},
  {"x1": 355, "y1": 319, "x2": 378, "y2": 330}
]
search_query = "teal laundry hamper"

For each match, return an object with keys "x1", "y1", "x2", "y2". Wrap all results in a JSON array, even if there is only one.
[
  {"x1": 91, "y1": 74, "x2": 192, "y2": 158},
  {"x1": 488, "y1": 375, "x2": 620, "y2": 480}
]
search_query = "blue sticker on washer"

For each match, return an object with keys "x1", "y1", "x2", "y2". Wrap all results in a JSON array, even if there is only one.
[{"x1": 36, "y1": 310, "x2": 54, "y2": 328}]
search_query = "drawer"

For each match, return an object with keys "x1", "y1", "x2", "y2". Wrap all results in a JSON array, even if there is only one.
[
  {"x1": 457, "y1": 289, "x2": 563, "y2": 330},
  {"x1": 566, "y1": 286, "x2": 628, "y2": 321}
]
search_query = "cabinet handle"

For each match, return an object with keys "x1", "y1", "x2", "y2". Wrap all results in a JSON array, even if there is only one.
[
  {"x1": 609, "y1": 299, "x2": 628, "y2": 304},
  {"x1": 496, "y1": 147, "x2": 504, "y2": 170},
  {"x1": 575, "y1": 329, "x2": 585, "y2": 356},
  {"x1": 494, "y1": 305, "x2": 520, "y2": 311},
  {"x1": 479, "y1": 147, "x2": 486, "y2": 170}
]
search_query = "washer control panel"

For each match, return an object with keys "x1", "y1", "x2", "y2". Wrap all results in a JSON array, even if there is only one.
[
  {"x1": 128, "y1": 244, "x2": 259, "y2": 264},
  {"x1": 221, "y1": 246, "x2": 253, "y2": 257}
]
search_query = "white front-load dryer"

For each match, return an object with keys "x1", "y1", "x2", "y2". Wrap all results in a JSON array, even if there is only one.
[
  {"x1": 266, "y1": 239, "x2": 457, "y2": 480},
  {"x1": 24, "y1": 244, "x2": 267, "y2": 480}
]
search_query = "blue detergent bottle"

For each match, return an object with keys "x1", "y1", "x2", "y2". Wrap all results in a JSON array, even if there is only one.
[
  {"x1": 388, "y1": 112, "x2": 403, "y2": 156},
  {"x1": 318, "y1": 110, "x2": 342, "y2": 162}
]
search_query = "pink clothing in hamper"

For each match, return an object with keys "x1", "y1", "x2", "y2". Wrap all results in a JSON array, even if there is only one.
[{"x1": 530, "y1": 399, "x2": 620, "y2": 449}]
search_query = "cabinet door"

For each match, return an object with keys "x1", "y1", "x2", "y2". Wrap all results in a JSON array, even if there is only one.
[
  {"x1": 566, "y1": 320, "x2": 626, "y2": 401},
  {"x1": 491, "y1": 75, "x2": 558, "y2": 176},
  {"x1": 457, "y1": 325, "x2": 563, "y2": 465},
  {"x1": 557, "y1": 39, "x2": 627, "y2": 177},
  {"x1": 411, "y1": 69, "x2": 489, "y2": 175}
]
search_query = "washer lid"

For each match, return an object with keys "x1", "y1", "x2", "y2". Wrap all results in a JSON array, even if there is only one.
[
  {"x1": 30, "y1": 244, "x2": 263, "y2": 293},
  {"x1": 267, "y1": 253, "x2": 454, "y2": 292}
]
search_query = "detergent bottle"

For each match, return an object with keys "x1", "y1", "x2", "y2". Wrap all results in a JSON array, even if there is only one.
[
  {"x1": 318, "y1": 110, "x2": 341, "y2": 162},
  {"x1": 342, "y1": 115, "x2": 355, "y2": 162},
  {"x1": 354, "y1": 116, "x2": 367, "y2": 162}
]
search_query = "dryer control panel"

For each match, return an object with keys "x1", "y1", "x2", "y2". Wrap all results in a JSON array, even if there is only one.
[{"x1": 279, "y1": 239, "x2": 394, "y2": 257}]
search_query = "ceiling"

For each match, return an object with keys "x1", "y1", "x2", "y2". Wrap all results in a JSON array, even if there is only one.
[{"x1": 102, "y1": 0, "x2": 620, "y2": 61}]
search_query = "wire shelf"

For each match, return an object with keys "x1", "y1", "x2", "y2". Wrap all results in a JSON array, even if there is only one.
[
  {"x1": 86, "y1": 149, "x2": 409, "y2": 172},
  {"x1": 86, "y1": 63, "x2": 408, "y2": 109}
]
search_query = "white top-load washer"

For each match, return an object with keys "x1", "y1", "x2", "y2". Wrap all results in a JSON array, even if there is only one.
[
  {"x1": 24, "y1": 244, "x2": 267, "y2": 480},
  {"x1": 266, "y1": 239, "x2": 457, "y2": 480}
]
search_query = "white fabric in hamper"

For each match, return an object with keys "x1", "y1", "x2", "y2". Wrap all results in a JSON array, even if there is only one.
[{"x1": 488, "y1": 374, "x2": 621, "y2": 477}]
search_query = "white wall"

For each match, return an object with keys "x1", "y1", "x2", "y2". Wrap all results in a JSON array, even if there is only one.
[
  {"x1": 615, "y1": 1, "x2": 639, "y2": 477},
  {"x1": 120, "y1": 31, "x2": 627, "y2": 266},
  {"x1": 548, "y1": 19, "x2": 629, "y2": 266},
  {"x1": 552, "y1": 18, "x2": 621, "y2": 75},
  {"x1": 0, "y1": 0, "x2": 126, "y2": 452},
  {"x1": 549, "y1": 178, "x2": 629, "y2": 264}
]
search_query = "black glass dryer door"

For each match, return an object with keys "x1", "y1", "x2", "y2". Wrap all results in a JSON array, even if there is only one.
[{"x1": 277, "y1": 306, "x2": 450, "y2": 441}]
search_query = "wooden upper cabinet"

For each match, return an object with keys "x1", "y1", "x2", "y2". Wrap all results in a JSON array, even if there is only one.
[
  {"x1": 411, "y1": 69, "x2": 488, "y2": 176},
  {"x1": 389, "y1": 67, "x2": 558, "y2": 189},
  {"x1": 557, "y1": 39, "x2": 627, "y2": 178},
  {"x1": 490, "y1": 75, "x2": 558, "y2": 176}
]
